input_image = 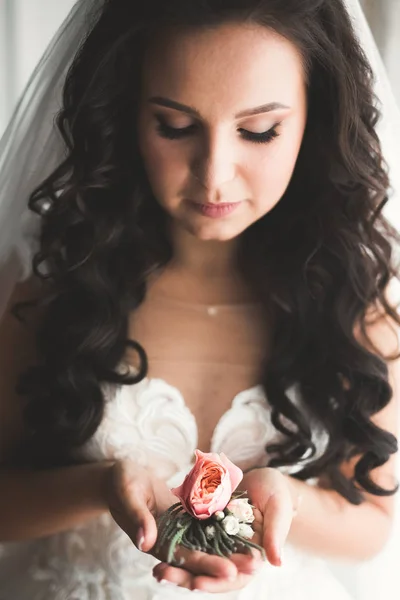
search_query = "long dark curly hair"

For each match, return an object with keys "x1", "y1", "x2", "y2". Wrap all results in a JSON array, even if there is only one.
[{"x1": 14, "y1": 0, "x2": 400, "y2": 504}]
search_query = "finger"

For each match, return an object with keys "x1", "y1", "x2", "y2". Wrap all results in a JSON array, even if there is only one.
[
  {"x1": 252, "y1": 507, "x2": 264, "y2": 535},
  {"x1": 154, "y1": 563, "x2": 193, "y2": 589},
  {"x1": 192, "y1": 572, "x2": 253, "y2": 593},
  {"x1": 172, "y1": 548, "x2": 238, "y2": 580},
  {"x1": 110, "y1": 461, "x2": 161, "y2": 552},
  {"x1": 154, "y1": 562, "x2": 253, "y2": 594},
  {"x1": 262, "y1": 490, "x2": 293, "y2": 565},
  {"x1": 114, "y1": 486, "x2": 159, "y2": 553},
  {"x1": 153, "y1": 562, "x2": 185, "y2": 585},
  {"x1": 152, "y1": 561, "x2": 168, "y2": 580},
  {"x1": 230, "y1": 552, "x2": 262, "y2": 575}
]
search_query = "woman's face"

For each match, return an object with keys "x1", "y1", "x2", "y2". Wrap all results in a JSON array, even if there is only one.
[{"x1": 137, "y1": 22, "x2": 308, "y2": 242}]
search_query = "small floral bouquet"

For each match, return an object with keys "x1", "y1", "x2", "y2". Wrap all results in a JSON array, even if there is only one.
[{"x1": 155, "y1": 450, "x2": 266, "y2": 564}]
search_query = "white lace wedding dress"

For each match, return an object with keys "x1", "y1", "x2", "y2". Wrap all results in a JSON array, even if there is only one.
[{"x1": 0, "y1": 372, "x2": 355, "y2": 600}]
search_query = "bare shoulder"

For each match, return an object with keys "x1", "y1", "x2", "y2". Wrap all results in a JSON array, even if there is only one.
[{"x1": 0, "y1": 274, "x2": 46, "y2": 464}]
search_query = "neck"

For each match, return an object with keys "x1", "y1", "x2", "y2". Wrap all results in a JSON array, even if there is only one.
[
  {"x1": 147, "y1": 220, "x2": 256, "y2": 306},
  {"x1": 168, "y1": 221, "x2": 240, "y2": 278}
]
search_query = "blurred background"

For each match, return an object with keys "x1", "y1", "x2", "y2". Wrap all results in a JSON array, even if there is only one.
[{"x1": 0, "y1": 0, "x2": 399, "y2": 137}]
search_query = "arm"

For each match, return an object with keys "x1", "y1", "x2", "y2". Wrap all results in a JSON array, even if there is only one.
[
  {"x1": 0, "y1": 461, "x2": 113, "y2": 541},
  {"x1": 285, "y1": 465, "x2": 395, "y2": 561},
  {"x1": 0, "y1": 275, "x2": 114, "y2": 541},
  {"x1": 288, "y1": 306, "x2": 399, "y2": 561},
  {"x1": 245, "y1": 307, "x2": 399, "y2": 563}
]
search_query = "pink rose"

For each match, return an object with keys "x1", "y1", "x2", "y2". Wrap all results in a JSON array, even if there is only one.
[{"x1": 171, "y1": 450, "x2": 243, "y2": 520}]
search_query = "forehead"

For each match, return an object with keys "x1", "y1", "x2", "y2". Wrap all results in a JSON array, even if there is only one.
[{"x1": 141, "y1": 22, "x2": 306, "y2": 118}]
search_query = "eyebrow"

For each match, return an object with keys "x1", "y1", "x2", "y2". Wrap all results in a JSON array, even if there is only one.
[{"x1": 148, "y1": 96, "x2": 290, "y2": 119}]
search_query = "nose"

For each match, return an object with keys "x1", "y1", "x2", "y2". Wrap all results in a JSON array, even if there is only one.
[{"x1": 191, "y1": 130, "x2": 236, "y2": 197}]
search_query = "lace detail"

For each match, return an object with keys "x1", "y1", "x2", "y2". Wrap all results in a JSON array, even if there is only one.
[
  {"x1": 211, "y1": 383, "x2": 328, "y2": 476},
  {"x1": 0, "y1": 378, "x2": 352, "y2": 600},
  {"x1": 83, "y1": 378, "x2": 198, "y2": 487}
]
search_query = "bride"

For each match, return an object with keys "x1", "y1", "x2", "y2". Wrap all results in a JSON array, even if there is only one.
[{"x1": 0, "y1": 1, "x2": 399, "y2": 598}]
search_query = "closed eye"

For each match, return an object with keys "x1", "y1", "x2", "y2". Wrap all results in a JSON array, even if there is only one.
[{"x1": 155, "y1": 116, "x2": 281, "y2": 145}]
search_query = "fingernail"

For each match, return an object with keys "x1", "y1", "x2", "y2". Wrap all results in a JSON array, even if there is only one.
[
  {"x1": 160, "y1": 579, "x2": 177, "y2": 586},
  {"x1": 137, "y1": 527, "x2": 145, "y2": 551}
]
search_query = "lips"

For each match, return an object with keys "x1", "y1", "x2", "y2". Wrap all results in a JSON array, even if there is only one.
[
  {"x1": 196, "y1": 201, "x2": 238, "y2": 207},
  {"x1": 189, "y1": 200, "x2": 241, "y2": 219},
  {"x1": 192, "y1": 197, "x2": 241, "y2": 205}
]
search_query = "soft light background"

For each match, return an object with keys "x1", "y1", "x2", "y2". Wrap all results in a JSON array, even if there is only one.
[{"x1": 0, "y1": 1, "x2": 399, "y2": 599}]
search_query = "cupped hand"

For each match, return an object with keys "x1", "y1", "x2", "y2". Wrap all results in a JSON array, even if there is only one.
[
  {"x1": 240, "y1": 467, "x2": 295, "y2": 566},
  {"x1": 105, "y1": 459, "x2": 259, "y2": 589},
  {"x1": 152, "y1": 505, "x2": 265, "y2": 593},
  {"x1": 154, "y1": 467, "x2": 295, "y2": 593}
]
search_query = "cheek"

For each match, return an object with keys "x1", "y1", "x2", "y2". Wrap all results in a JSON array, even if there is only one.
[
  {"x1": 250, "y1": 134, "x2": 303, "y2": 210},
  {"x1": 140, "y1": 135, "x2": 188, "y2": 200}
]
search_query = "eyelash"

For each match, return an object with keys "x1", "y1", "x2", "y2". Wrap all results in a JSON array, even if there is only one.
[{"x1": 155, "y1": 117, "x2": 281, "y2": 145}]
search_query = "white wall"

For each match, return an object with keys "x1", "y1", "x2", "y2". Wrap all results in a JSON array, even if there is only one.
[
  {"x1": 383, "y1": 1, "x2": 400, "y2": 102},
  {"x1": 12, "y1": 0, "x2": 76, "y2": 101},
  {"x1": 0, "y1": 0, "x2": 75, "y2": 136},
  {"x1": 362, "y1": 0, "x2": 400, "y2": 101},
  {"x1": 0, "y1": 5, "x2": 8, "y2": 135}
]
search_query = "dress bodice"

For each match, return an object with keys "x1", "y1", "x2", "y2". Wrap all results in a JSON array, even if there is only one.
[{"x1": 83, "y1": 376, "x2": 327, "y2": 485}]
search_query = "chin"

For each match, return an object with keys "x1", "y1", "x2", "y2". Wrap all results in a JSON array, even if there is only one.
[{"x1": 184, "y1": 220, "x2": 245, "y2": 242}]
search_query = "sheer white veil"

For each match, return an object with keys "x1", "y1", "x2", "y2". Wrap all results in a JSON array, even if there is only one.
[
  {"x1": 0, "y1": 0, "x2": 99, "y2": 314},
  {"x1": 0, "y1": 1, "x2": 399, "y2": 598}
]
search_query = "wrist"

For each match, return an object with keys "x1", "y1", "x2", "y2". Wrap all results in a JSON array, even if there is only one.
[
  {"x1": 84, "y1": 459, "x2": 117, "y2": 512},
  {"x1": 283, "y1": 474, "x2": 303, "y2": 519}
]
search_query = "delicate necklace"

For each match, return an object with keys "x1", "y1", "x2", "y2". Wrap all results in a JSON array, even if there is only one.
[{"x1": 149, "y1": 294, "x2": 261, "y2": 317}]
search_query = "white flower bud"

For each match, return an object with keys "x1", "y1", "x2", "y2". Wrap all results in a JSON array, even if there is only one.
[
  {"x1": 221, "y1": 515, "x2": 240, "y2": 536},
  {"x1": 227, "y1": 498, "x2": 255, "y2": 523},
  {"x1": 205, "y1": 525, "x2": 216, "y2": 540},
  {"x1": 238, "y1": 523, "x2": 254, "y2": 539},
  {"x1": 214, "y1": 511, "x2": 225, "y2": 521}
]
